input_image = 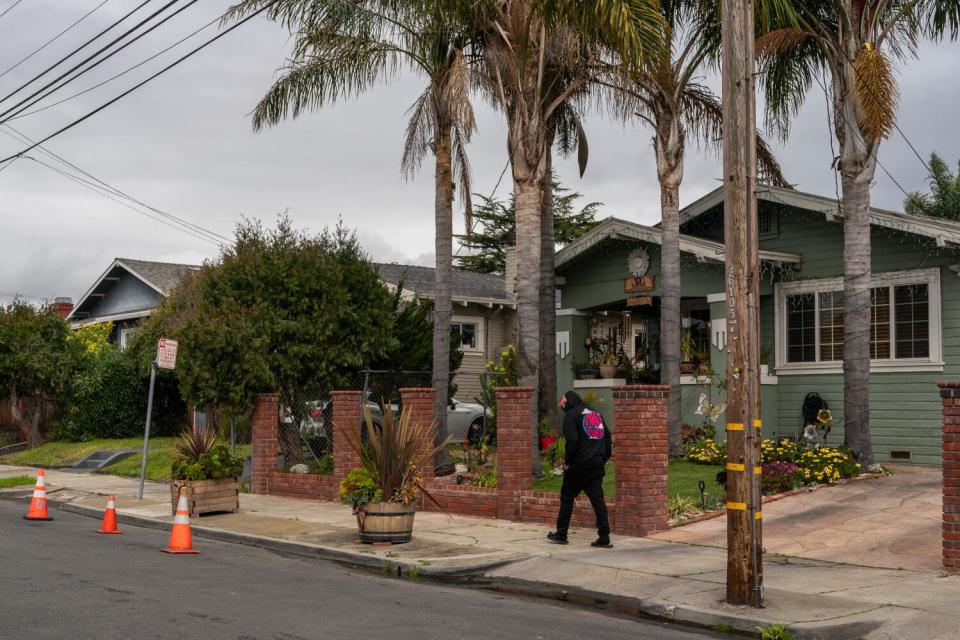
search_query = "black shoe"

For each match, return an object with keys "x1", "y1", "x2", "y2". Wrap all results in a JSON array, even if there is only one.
[
  {"x1": 591, "y1": 537, "x2": 613, "y2": 548},
  {"x1": 547, "y1": 532, "x2": 569, "y2": 545}
]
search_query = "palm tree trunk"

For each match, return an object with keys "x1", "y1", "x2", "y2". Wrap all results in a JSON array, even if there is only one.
[
  {"x1": 837, "y1": 62, "x2": 877, "y2": 468},
  {"x1": 433, "y1": 124, "x2": 454, "y2": 473},
  {"x1": 539, "y1": 149, "x2": 558, "y2": 433},
  {"x1": 515, "y1": 176, "x2": 543, "y2": 476},
  {"x1": 656, "y1": 117, "x2": 684, "y2": 456}
]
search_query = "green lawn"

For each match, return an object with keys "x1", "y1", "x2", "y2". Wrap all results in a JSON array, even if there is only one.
[
  {"x1": 532, "y1": 460, "x2": 724, "y2": 501},
  {"x1": 0, "y1": 475, "x2": 36, "y2": 489},
  {"x1": 101, "y1": 444, "x2": 251, "y2": 482},
  {"x1": 1, "y1": 437, "x2": 176, "y2": 468}
]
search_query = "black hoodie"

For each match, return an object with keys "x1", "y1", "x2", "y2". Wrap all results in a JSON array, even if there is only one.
[{"x1": 561, "y1": 390, "x2": 612, "y2": 468}]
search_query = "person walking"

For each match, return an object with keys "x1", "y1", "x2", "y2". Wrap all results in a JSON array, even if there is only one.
[{"x1": 547, "y1": 390, "x2": 612, "y2": 548}]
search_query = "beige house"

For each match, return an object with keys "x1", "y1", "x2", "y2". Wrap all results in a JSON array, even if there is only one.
[{"x1": 375, "y1": 263, "x2": 517, "y2": 400}]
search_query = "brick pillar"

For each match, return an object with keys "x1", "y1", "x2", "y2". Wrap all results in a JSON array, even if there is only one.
[
  {"x1": 612, "y1": 385, "x2": 669, "y2": 536},
  {"x1": 332, "y1": 390, "x2": 363, "y2": 481},
  {"x1": 400, "y1": 388, "x2": 436, "y2": 482},
  {"x1": 940, "y1": 382, "x2": 960, "y2": 573},
  {"x1": 251, "y1": 393, "x2": 279, "y2": 494},
  {"x1": 496, "y1": 386, "x2": 534, "y2": 521}
]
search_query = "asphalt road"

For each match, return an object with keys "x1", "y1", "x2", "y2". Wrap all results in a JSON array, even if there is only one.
[{"x1": 0, "y1": 499, "x2": 719, "y2": 640}]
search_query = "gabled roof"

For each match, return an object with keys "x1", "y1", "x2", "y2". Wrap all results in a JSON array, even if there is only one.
[
  {"x1": 375, "y1": 263, "x2": 514, "y2": 307},
  {"x1": 67, "y1": 258, "x2": 199, "y2": 322},
  {"x1": 555, "y1": 217, "x2": 802, "y2": 269},
  {"x1": 679, "y1": 185, "x2": 960, "y2": 248}
]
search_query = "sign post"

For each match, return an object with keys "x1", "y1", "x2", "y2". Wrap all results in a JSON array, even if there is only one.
[{"x1": 138, "y1": 339, "x2": 178, "y2": 500}]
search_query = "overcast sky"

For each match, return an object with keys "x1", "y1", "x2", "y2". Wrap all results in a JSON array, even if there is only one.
[{"x1": 1, "y1": 1, "x2": 958, "y2": 304}]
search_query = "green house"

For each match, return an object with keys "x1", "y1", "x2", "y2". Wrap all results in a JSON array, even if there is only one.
[{"x1": 555, "y1": 185, "x2": 960, "y2": 466}]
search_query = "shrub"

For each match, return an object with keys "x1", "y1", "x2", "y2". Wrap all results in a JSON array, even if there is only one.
[
  {"x1": 668, "y1": 494, "x2": 701, "y2": 523},
  {"x1": 471, "y1": 468, "x2": 497, "y2": 488},
  {"x1": 171, "y1": 444, "x2": 243, "y2": 480},
  {"x1": 794, "y1": 446, "x2": 859, "y2": 485},
  {"x1": 761, "y1": 461, "x2": 801, "y2": 495},
  {"x1": 759, "y1": 624, "x2": 795, "y2": 640},
  {"x1": 686, "y1": 438, "x2": 727, "y2": 465},
  {"x1": 339, "y1": 466, "x2": 382, "y2": 508}
]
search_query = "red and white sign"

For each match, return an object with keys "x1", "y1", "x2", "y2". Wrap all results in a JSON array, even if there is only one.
[{"x1": 156, "y1": 338, "x2": 178, "y2": 370}]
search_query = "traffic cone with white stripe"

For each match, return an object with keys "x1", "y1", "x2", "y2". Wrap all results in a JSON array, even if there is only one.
[
  {"x1": 162, "y1": 490, "x2": 199, "y2": 554},
  {"x1": 23, "y1": 468, "x2": 52, "y2": 521},
  {"x1": 98, "y1": 496, "x2": 122, "y2": 534}
]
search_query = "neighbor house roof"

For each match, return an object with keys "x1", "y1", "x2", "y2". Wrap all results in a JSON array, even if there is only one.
[
  {"x1": 679, "y1": 185, "x2": 960, "y2": 248},
  {"x1": 375, "y1": 263, "x2": 515, "y2": 308},
  {"x1": 67, "y1": 258, "x2": 200, "y2": 323},
  {"x1": 555, "y1": 217, "x2": 802, "y2": 269}
]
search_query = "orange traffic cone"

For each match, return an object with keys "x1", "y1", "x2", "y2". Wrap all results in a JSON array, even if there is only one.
[
  {"x1": 23, "y1": 468, "x2": 52, "y2": 521},
  {"x1": 98, "y1": 496, "x2": 122, "y2": 534},
  {"x1": 162, "y1": 491, "x2": 199, "y2": 554}
]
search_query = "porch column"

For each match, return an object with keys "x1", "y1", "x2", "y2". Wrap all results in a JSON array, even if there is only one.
[
  {"x1": 251, "y1": 393, "x2": 279, "y2": 494},
  {"x1": 939, "y1": 381, "x2": 960, "y2": 574}
]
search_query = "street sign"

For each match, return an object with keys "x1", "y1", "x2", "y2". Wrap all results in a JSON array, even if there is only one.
[{"x1": 156, "y1": 338, "x2": 178, "y2": 370}]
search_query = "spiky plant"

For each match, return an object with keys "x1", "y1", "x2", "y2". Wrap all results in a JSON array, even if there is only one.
[
  {"x1": 338, "y1": 402, "x2": 450, "y2": 505},
  {"x1": 173, "y1": 426, "x2": 219, "y2": 464}
]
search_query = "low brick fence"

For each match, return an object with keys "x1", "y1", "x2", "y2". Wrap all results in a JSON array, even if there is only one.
[
  {"x1": 939, "y1": 382, "x2": 960, "y2": 573},
  {"x1": 250, "y1": 385, "x2": 669, "y2": 537}
]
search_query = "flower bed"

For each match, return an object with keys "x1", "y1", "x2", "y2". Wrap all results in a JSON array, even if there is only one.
[{"x1": 686, "y1": 436, "x2": 860, "y2": 493}]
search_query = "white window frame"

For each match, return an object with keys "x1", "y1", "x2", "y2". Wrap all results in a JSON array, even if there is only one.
[
  {"x1": 774, "y1": 267, "x2": 943, "y2": 375},
  {"x1": 451, "y1": 316, "x2": 484, "y2": 353},
  {"x1": 118, "y1": 326, "x2": 137, "y2": 351}
]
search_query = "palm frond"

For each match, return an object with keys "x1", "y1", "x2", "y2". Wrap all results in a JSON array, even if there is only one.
[
  {"x1": 756, "y1": 27, "x2": 810, "y2": 56},
  {"x1": 400, "y1": 87, "x2": 436, "y2": 180}
]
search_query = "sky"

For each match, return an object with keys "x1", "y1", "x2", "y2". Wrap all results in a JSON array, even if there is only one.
[{"x1": 1, "y1": 1, "x2": 958, "y2": 305}]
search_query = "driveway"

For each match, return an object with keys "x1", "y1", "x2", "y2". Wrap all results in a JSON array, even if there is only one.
[{"x1": 652, "y1": 464, "x2": 943, "y2": 572}]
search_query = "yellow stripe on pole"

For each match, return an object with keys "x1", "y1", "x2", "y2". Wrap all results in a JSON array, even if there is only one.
[
  {"x1": 727, "y1": 422, "x2": 745, "y2": 431},
  {"x1": 755, "y1": 512, "x2": 763, "y2": 520},
  {"x1": 754, "y1": 467, "x2": 762, "y2": 475},
  {"x1": 726, "y1": 502, "x2": 747, "y2": 511},
  {"x1": 753, "y1": 419, "x2": 762, "y2": 430},
  {"x1": 726, "y1": 463, "x2": 745, "y2": 472}
]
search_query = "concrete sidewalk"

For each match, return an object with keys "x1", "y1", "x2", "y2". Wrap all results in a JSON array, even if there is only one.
[{"x1": 2, "y1": 464, "x2": 958, "y2": 640}]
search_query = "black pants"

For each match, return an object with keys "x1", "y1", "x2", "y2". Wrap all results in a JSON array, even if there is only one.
[{"x1": 555, "y1": 463, "x2": 610, "y2": 539}]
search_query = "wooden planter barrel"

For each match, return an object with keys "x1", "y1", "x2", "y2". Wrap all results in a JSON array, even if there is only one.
[
  {"x1": 357, "y1": 501, "x2": 416, "y2": 544},
  {"x1": 171, "y1": 477, "x2": 239, "y2": 517}
]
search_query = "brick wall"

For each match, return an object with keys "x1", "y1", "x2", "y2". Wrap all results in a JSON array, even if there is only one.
[
  {"x1": 422, "y1": 483, "x2": 498, "y2": 518},
  {"x1": 251, "y1": 393, "x2": 279, "y2": 494},
  {"x1": 332, "y1": 390, "x2": 362, "y2": 480},
  {"x1": 496, "y1": 387, "x2": 534, "y2": 520},
  {"x1": 266, "y1": 472, "x2": 338, "y2": 501},
  {"x1": 940, "y1": 382, "x2": 960, "y2": 573},
  {"x1": 612, "y1": 385, "x2": 669, "y2": 537},
  {"x1": 400, "y1": 388, "x2": 435, "y2": 482},
  {"x1": 519, "y1": 491, "x2": 615, "y2": 530}
]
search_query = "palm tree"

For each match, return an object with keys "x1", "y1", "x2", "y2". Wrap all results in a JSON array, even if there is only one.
[
  {"x1": 451, "y1": 0, "x2": 666, "y2": 471},
  {"x1": 757, "y1": 0, "x2": 960, "y2": 466},
  {"x1": 905, "y1": 152, "x2": 960, "y2": 219},
  {"x1": 604, "y1": 0, "x2": 788, "y2": 456},
  {"x1": 225, "y1": 0, "x2": 476, "y2": 471}
]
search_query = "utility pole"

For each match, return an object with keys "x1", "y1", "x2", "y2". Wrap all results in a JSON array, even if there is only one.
[{"x1": 722, "y1": 0, "x2": 763, "y2": 607}]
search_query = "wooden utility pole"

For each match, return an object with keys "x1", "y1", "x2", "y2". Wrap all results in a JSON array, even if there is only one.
[{"x1": 722, "y1": 0, "x2": 763, "y2": 607}]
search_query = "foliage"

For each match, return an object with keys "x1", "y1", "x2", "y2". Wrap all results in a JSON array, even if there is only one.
[
  {"x1": 761, "y1": 461, "x2": 802, "y2": 495},
  {"x1": 668, "y1": 494, "x2": 701, "y2": 523},
  {"x1": 455, "y1": 180, "x2": 601, "y2": 274},
  {"x1": 338, "y1": 466, "x2": 383, "y2": 509},
  {"x1": 173, "y1": 425, "x2": 218, "y2": 463},
  {"x1": 338, "y1": 402, "x2": 448, "y2": 507},
  {"x1": 758, "y1": 624, "x2": 795, "y2": 640},
  {"x1": 545, "y1": 437, "x2": 566, "y2": 470},
  {"x1": 470, "y1": 467, "x2": 497, "y2": 488},
  {"x1": 68, "y1": 321, "x2": 113, "y2": 361},
  {"x1": 54, "y1": 345, "x2": 186, "y2": 441},
  {"x1": 905, "y1": 153, "x2": 960, "y2": 220},
  {"x1": 2, "y1": 437, "x2": 175, "y2": 468},
  {"x1": 475, "y1": 345, "x2": 518, "y2": 444},
  {"x1": 171, "y1": 444, "x2": 243, "y2": 481},
  {"x1": 0, "y1": 301, "x2": 75, "y2": 445}
]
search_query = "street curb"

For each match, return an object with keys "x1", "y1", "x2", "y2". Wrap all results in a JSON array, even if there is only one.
[
  {"x1": 470, "y1": 573, "x2": 883, "y2": 640},
  {"x1": 57, "y1": 501, "x2": 522, "y2": 578}
]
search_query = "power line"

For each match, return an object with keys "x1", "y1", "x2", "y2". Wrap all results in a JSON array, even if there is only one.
[
  {"x1": 0, "y1": 0, "x2": 280, "y2": 165},
  {"x1": 0, "y1": 0, "x2": 113, "y2": 81},
  {"x1": 0, "y1": 0, "x2": 152, "y2": 105},
  {"x1": 0, "y1": 124, "x2": 231, "y2": 243},
  {"x1": 0, "y1": 0, "x2": 26, "y2": 21},
  {"x1": 0, "y1": 0, "x2": 189, "y2": 122},
  {"x1": 9, "y1": 6, "x2": 222, "y2": 121},
  {"x1": 24, "y1": 154, "x2": 223, "y2": 246}
]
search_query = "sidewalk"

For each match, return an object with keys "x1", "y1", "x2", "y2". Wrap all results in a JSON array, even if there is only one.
[{"x1": 3, "y1": 464, "x2": 958, "y2": 640}]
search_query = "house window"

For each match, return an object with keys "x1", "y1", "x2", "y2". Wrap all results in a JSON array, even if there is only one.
[
  {"x1": 758, "y1": 210, "x2": 778, "y2": 237},
  {"x1": 776, "y1": 268, "x2": 942, "y2": 374},
  {"x1": 118, "y1": 327, "x2": 137, "y2": 350},
  {"x1": 451, "y1": 317, "x2": 483, "y2": 352}
]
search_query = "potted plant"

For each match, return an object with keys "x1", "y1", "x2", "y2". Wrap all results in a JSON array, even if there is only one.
[
  {"x1": 338, "y1": 403, "x2": 447, "y2": 544},
  {"x1": 599, "y1": 345, "x2": 618, "y2": 379},
  {"x1": 170, "y1": 426, "x2": 243, "y2": 517},
  {"x1": 680, "y1": 330, "x2": 698, "y2": 375}
]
